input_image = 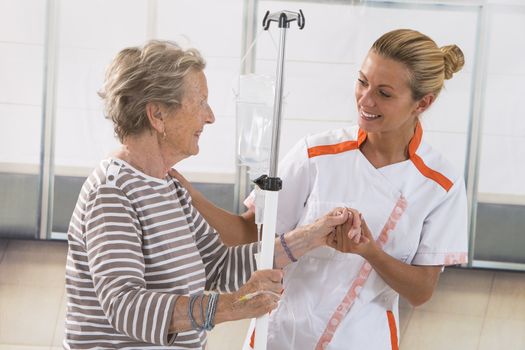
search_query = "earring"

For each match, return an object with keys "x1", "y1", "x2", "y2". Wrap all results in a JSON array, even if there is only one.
[{"x1": 163, "y1": 130, "x2": 167, "y2": 139}]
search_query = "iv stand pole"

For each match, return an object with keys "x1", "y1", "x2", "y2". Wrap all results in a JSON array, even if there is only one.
[{"x1": 253, "y1": 10, "x2": 305, "y2": 350}]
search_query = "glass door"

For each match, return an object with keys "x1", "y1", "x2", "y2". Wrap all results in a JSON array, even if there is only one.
[{"x1": 471, "y1": 3, "x2": 525, "y2": 270}]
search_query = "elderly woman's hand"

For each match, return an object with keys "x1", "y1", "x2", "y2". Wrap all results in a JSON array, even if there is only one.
[
  {"x1": 300, "y1": 207, "x2": 351, "y2": 249},
  {"x1": 273, "y1": 208, "x2": 350, "y2": 268},
  {"x1": 229, "y1": 269, "x2": 283, "y2": 319}
]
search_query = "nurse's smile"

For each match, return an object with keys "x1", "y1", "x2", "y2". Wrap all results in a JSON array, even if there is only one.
[{"x1": 360, "y1": 109, "x2": 381, "y2": 121}]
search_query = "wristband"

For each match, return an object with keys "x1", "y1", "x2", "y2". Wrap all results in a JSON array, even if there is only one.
[{"x1": 279, "y1": 233, "x2": 297, "y2": 263}]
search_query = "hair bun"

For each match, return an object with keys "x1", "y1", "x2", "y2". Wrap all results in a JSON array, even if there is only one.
[{"x1": 441, "y1": 45, "x2": 465, "y2": 80}]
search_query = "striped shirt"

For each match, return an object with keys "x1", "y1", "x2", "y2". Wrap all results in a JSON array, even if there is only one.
[{"x1": 64, "y1": 158, "x2": 258, "y2": 349}]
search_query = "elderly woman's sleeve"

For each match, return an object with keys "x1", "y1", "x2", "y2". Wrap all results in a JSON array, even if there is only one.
[
  {"x1": 83, "y1": 185, "x2": 178, "y2": 346},
  {"x1": 188, "y1": 202, "x2": 258, "y2": 292}
]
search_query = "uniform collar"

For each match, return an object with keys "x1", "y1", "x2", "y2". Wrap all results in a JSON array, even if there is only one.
[
  {"x1": 407, "y1": 121, "x2": 423, "y2": 158},
  {"x1": 357, "y1": 120, "x2": 423, "y2": 158}
]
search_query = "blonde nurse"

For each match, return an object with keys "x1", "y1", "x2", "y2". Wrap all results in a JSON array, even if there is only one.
[{"x1": 172, "y1": 28, "x2": 469, "y2": 349}]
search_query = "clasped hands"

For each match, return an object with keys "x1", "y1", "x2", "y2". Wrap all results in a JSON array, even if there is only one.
[{"x1": 305, "y1": 207, "x2": 378, "y2": 259}]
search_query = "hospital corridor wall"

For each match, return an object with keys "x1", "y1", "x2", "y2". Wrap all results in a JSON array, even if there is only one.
[{"x1": 0, "y1": 0, "x2": 524, "y2": 272}]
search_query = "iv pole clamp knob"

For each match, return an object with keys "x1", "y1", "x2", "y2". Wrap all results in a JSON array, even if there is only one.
[
  {"x1": 253, "y1": 175, "x2": 282, "y2": 192},
  {"x1": 263, "y1": 9, "x2": 305, "y2": 30}
]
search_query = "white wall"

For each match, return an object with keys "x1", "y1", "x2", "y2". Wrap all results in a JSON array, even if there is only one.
[
  {"x1": 478, "y1": 6, "x2": 525, "y2": 196},
  {"x1": 155, "y1": 0, "x2": 244, "y2": 176},
  {"x1": 54, "y1": 0, "x2": 152, "y2": 171},
  {"x1": 0, "y1": 0, "x2": 46, "y2": 165},
  {"x1": 50, "y1": 0, "x2": 245, "y2": 177}
]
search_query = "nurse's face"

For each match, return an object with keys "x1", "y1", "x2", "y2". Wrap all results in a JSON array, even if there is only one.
[{"x1": 355, "y1": 51, "x2": 421, "y2": 135}]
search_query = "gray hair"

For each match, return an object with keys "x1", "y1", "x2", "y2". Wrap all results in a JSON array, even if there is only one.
[{"x1": 98, "y1": 40, "x2": 206, "y2": 142}]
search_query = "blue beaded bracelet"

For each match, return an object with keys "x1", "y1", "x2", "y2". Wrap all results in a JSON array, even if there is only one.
[
  {"x1": 279, "y1": 233, "x2": 297, "y2": 262},
  {"x1": 188, "y1": 295, "x2": 203, "y2": 331},
  {"x1": 189, "y1": 293, "x2": 219, "y2": 332}
]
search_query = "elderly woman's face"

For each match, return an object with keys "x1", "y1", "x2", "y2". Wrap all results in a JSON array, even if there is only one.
[{"x1": 164, "y1": 70, "x2": 215, "y2": 159}]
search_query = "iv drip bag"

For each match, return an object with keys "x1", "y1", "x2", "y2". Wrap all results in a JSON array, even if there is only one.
[{"x1": 235, "y1": 74, "x2": 275, "y2": 180}]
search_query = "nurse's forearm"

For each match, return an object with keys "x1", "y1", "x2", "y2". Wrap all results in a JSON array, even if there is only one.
[
  {"x1": 171, "y1": 168, "x2": 258, "y2": 245},
  {"x1": 190, "y1": 189, "x2": 258, "y2": 245},
  {"x1": 364, "y1": 249, "x2": 441, "y2": 307}
]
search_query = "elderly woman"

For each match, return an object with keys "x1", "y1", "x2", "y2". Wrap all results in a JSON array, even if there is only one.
[{"x1": 63, "y1": 40, "x2": 352, "y2": 349}]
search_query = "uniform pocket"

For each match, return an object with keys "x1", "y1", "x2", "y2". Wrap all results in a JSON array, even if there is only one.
[{"x1": 386, "y1": 310, "x2": 399, "y2": 350}]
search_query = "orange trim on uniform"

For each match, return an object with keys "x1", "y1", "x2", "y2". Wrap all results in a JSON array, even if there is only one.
[
  {"x1": 307, "y1": 140, "x2": 359, "y2": 158},
  {"x1": 407, "y1": 121, "x2": 423, "y2": 157},
  {"x1": 357, "y1": 127, "x2": 367, "y2": 146},
  {"x1": 249, "y1": 329, "x2": 255, "y2": 348},
  {"x1": 410, "y1": 154, "x2": 453, "y2": 191},
  {"x1": 386, "y1": 310, "x2": 399, "y2": 350},
  {"x1": 307, "y1": 129, "x2": 367, "y2": 158},
  {"x1": 408, "y1": 122, "x2": 453, "y2": 192},
  {"x1": 307, "y1": 122, "x2": 452, "y2": 191}
]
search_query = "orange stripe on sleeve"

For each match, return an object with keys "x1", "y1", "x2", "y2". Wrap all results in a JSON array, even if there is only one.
[{"x1": 386, "y1": 310, "x2": 399, "y2": 350}]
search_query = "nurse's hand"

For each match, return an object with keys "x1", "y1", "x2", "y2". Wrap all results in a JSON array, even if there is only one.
[
  {"x1": 168, "y1": 168, "x2": 195, "y2": 194},
  {"x1": 304, "y1": 207, "x2": 351, "y2": 248},
  {"x1": 343, "y1": 208, "x2": 363, "y2": 243},
  {"x1": 327, "y1": 208, "x2": 361, "y2": 247},
  {"x1": 330, "y1": 215, "x2": 378, "y2": 259}
]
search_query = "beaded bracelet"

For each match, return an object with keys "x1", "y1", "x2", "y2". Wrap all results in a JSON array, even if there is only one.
[
  {"x1": 199, "y1": 294, "x2": 206, "y2": 330},
  {"x1": 188, "y1": 295, "x2": 203, "y2": 331},
  {"x1": 188, "y1": 293, "x2": 220, "y2": 332},
  {"x1": 279, "y1": 233, "x2": 297, "y2": 262}
]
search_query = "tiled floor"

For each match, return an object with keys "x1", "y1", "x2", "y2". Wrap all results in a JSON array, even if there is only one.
[{"x1": 0, "y1": 238, "x2": 524, "y2": 350}]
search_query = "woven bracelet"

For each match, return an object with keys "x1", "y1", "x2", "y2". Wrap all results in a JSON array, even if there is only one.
[
  {"x1": 279, "y1": 233, "x2": 297, "y2": 262},
  {"x1": 204, "y1": 292, "x2": 219, "y2": 330}
]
